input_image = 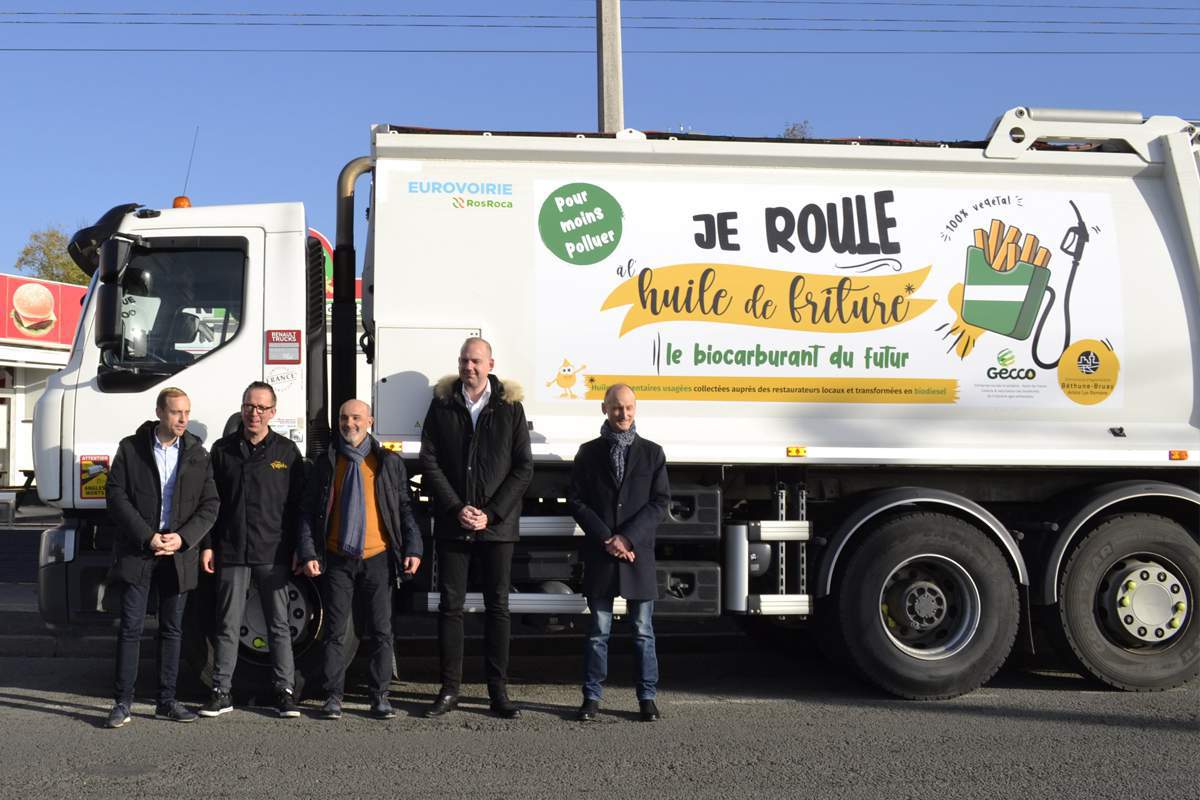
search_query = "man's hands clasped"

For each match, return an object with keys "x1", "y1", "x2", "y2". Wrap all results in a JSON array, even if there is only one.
[
  {"x1": 150, "y1": 532, "x2": 183, "y2": 557},
  {"x1": 604, "y1": 534, "x2": 636, "y2": 563},
  {"x1": 458, "y1": 505, "x2": 488, "y2": 532}
]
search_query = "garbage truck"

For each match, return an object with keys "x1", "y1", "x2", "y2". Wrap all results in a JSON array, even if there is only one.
[{"x1": 35, "y1": 107, "x2": 1200, "y2": 699}]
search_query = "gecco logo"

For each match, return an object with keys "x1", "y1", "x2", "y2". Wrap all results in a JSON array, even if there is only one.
[{"x1": 986, "y1": 366, "x2": 1037, "y2": 380}]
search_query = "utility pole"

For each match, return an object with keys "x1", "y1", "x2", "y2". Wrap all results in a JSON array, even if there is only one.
[{"x1": 596, "y1": 0, "x2": 624, "y2": 133}]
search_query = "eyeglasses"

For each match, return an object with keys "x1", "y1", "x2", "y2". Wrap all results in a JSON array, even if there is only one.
[{"x1": 241, "y1": 403, "x2": 275, "y2": 415}]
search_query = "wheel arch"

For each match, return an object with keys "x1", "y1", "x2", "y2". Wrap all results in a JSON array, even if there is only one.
[
  {"x1": 815, "y1": 487, "x2": 1029, "y2": 599},
  {"x1": 1036, "y1": 480, "x2": 1200, "y2": 606}
]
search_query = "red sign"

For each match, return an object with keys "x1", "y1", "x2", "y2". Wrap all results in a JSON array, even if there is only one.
[
  {"x1": 0, "y1": 274, "x2": 87, "y2": 348},
  {"x1": 265, "y1": 329, "x2": 301, "y2": 364}
]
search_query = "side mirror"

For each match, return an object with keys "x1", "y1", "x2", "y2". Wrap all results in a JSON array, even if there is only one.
[
  {"x1": 98, "y1": 237, "x2": 134, "y2": 284},
  {"x1": 170, "y1": 312, "x2": 199, "y2": 344},
  {"x1": 94, "y1": 283, "x2": 122, "y2": 350}
]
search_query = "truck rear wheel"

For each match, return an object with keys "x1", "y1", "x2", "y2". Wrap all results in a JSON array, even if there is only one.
[
  {"x1": 837, "y1": 512, "x2": 1019, "y2": 699},
  {"x1": 1056, "y1": 513, "x2": 1199, "y2": 691}
]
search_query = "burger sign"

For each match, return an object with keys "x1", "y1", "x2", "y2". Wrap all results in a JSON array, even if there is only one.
[
  {"x1": 0, "y1": 275, "x2": 85, "y2": 348},
  {"x1": 11, "y1": 282, "x2": 57, "y2": 337}
]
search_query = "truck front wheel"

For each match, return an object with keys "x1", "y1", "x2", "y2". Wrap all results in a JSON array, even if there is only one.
[
  {"x1": 837, "y1": 512, "x2": 1019, "y2": 699},
  {"x1": 181, "y1": 574, "x2": 353, "y2": 701},
  {"x1": 1057, "y1": 513, "x2": 1199, "y2": 691}
]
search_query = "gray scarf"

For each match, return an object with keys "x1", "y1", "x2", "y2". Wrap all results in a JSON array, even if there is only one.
[
  {"x1": 600, "y1": 420, "x2": 637, "y2": 483},
  {"x1": 334, "y1": 434, "x2": 373, "y2": 558}
]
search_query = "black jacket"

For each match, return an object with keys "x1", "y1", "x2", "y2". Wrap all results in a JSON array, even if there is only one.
[
  {"x1": 105, "y1": 420, "x2": 220, "y2": 593},
  {"x1": 209, "y1": 427, "x2": 306, "y2": 566},
  {"x1": 419, "y1": 374, "x2": 533, "y2": 542},
  {"x1": 299, "y1": 435, "x2": 424, "y2": 574},
  {"x1": 568, "y1": 435, "x2": 670, "y2": 601}
]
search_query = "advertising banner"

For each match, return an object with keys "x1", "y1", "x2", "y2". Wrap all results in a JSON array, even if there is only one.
[
  {"x1": 535, "y1": 181, "x2": 1122, "y2": 409},
  {"x1": 0, "y1": 274, "x2": 86, "y2": 349}
]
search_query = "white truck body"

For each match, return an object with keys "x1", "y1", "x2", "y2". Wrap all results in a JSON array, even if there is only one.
[
  {"x1": 35, "y1": 108, "x2": 1200, "y2": 699},
  {"x1": 365, "y1": 118, "x2": 1200, "y2": 468}
]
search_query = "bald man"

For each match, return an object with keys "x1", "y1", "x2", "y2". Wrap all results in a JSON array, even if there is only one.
[
  {"x1": 299, "y1": 399, "x2": 423, "y2": 720},
  {"x1": 568, "y1": 384, "x2": 670, "y2": 723}
]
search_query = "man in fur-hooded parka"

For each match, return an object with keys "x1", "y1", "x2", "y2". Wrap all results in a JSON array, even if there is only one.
[
  {"x1": 419, "y1": 345, "x2": 533, "y2": 543},
  {"x1": 419, "y1": 337, "x2": 533, "y2": 717}
]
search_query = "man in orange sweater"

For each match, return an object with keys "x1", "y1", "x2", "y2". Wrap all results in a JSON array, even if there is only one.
[{"x1": 298, "y1": 398, "x2": 423, "y2": 719}]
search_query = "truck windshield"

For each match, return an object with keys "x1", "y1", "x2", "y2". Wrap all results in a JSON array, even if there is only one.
[{"x1": 103, "y1": 243, "x2": 245, "y2": 380}]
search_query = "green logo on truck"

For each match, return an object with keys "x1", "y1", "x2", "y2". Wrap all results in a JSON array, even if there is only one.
[{"x1": 539, "y1": 183, "x2": 623, "y2": 265}]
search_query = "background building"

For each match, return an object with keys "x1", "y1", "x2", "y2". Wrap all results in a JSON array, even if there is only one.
[{"x1": 0, "y1": 274, "x2": 85, "y2": 487}]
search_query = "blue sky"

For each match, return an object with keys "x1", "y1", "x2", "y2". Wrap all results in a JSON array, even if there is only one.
[{"x1": 2, "y1": 0, "x2": 1196, "y2": 273}]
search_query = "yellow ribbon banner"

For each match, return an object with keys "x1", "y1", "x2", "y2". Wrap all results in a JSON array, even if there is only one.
[
  {"x1": 585, "y1": 375, "x2": 958, "y2": 404},
  {"x1": 601, "y1": 262, "x2": 936, "y2": 336}
]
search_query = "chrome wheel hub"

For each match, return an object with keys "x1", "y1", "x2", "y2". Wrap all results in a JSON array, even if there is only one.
[
  {"x1": 1102, "y1": 559, "x2": 1189, "y2": 645},
  {"x1": 880, "y1": 555, "x2": 981, "y2": 661}
]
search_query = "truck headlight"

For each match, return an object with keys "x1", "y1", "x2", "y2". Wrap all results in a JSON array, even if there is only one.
[{"x1": 39, "y1": 525, "x2": 76, "y2": 566}]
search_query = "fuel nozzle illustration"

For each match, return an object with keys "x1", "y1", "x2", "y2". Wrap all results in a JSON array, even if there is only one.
[
  {"x1": 1030, "y1": 199, "x2": 1089, "y2": 369},
  {"x1": 956, "y1": 201, "x2": 1088, "y2": 367}
]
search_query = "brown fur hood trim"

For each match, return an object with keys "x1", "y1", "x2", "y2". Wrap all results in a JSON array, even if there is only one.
[{"x1": 434, "y1": 374, "x2": 524, "y2": 404}]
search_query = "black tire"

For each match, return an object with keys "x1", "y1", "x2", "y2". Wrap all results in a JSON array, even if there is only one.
[
  {"x1": 836, "y1": 512, "x2": 1019, "y2": 699},
  {"x1": 1056, "y1": 513, "x2": 1200, "y2": 691}
]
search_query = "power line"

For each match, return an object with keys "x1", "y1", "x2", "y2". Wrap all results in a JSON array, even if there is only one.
[
  {"x1": 613, "y1": 0, "x2": 1200, "y2": 9},
  {"x1": 2, "y1": 8, "x2": 1197, "y2": 23},
  {"x1": 0, "y1": 46, "x2": 1193, "y2": 54},
  {"x1": 3, "y1": 19, "x2": 1198, "y2": 35}
]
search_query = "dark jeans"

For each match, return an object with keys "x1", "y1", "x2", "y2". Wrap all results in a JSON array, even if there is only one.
[
  {"x1": 584, "y1": 596, "x2": 658, "y2": 702},
  {"x1": 436, "y1": 538, "x2": 513, "y2": 696},
  {"x1": 113, "y1": 559, "x2": 187, "y2": 706},
  {"x1": 322, "y1": 551, "x2": 392, "y2": 700},
  {"x1": 212, "y1": 563, "x2": 295, "y2": 694}
]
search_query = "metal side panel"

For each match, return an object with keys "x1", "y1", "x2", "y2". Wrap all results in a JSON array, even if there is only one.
[
  {"x1": 416, "y1": 592, "x2": 626, "y2": 615},
  {"x1": 517, "y1": 516, "x2": 584, "y2": 537},
  {"x1": 724, "y1": 523, "x2": 750, "y2": 613}
]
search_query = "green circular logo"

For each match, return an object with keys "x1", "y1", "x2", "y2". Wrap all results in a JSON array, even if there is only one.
[{"x1": 538, "y1": 182, "x2": 622, "y2": 265}]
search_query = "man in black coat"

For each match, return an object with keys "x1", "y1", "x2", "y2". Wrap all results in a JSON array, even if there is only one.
[
  {"x1": 104, "y1": 387, "x2": 219, "y2": 728},
  {"x1": 200, "y1": 381, "x2": 306, "y2": 719},
  {"x1": 299, "y1": 398, "x2": 423, "y2": 720},
  {"x1": 568, "y1": 383, "x2": 670, "y2": 723},
  {"x1": 419, "y1": 337, "x2": 533, "y2": 719}
]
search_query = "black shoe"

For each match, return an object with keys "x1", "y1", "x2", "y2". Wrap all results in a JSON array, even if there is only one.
[
  {"x1": 369, "y1": 696, "x2": 396, "y2": 720},
  {"x1": 489, "y1": 692, "x2": 522, "y2": 720},
  {"x1": 320, "y1": 696, "x2": 342, "y2": 720},
  {"x1": 199, "y1": 691, "x2": 232, "y2": 718},
  {"x1": 106, "y1": 702, "x2": 132, "y2": 729},
  {"x1": 424, "y1": 693, "x2": 458, "y2": 718},
  {"x1": 155, "y1": 700, "x2": 198, "y2": 723},
  {"x1": 275, "y1": 689, "x2": 300, "y2": 719},
  {"x1": 576, "y1": 699, "x2": 600, "y2": 722},
  {"x1": 639, "y1": 700, "x2": 660, "y2": 722}
]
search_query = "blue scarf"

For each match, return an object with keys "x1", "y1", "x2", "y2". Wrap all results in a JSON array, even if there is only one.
[
  {"x1": 334, "y1": 434, "x2": 373, "y2": 558},
  {"x1": 600, "y1": 420, "x2": 637, "y2": 483}
]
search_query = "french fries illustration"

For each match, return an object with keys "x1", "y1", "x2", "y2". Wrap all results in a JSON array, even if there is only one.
[
  {"x1": 972, "y1": 220, "x2": 1051, "y2": 272},
  {"x1": 958, "y1": 219, "x2": 1053, "y2": 341}
]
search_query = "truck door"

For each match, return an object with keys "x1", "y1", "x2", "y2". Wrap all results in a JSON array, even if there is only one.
[{"x1": 70, "y1": 230, "x2": 263, "y2": 506}]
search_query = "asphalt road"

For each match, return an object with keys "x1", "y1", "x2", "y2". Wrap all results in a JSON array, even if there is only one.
[{"x1": 1, "y1": 646, "x2": 1196, "y2": 800}]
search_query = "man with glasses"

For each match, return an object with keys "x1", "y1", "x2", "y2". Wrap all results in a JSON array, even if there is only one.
[{"x1": 200, "y1": 381, "x2": 309, "y2": 718}]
